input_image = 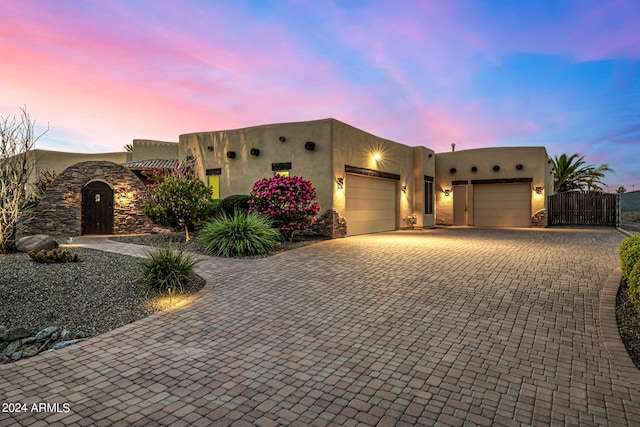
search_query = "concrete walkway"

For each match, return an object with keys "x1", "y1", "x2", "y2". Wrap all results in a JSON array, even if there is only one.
[{"x1": 1, "y1": 228, "x2": 640, "y2": 426}]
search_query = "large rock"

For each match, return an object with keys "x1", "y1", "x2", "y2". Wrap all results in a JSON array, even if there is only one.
[
  {"x1": 16, "y1": 235, "x2": 59, "y2": 253},
  {"x1": 3, "y1": 327, "x2": 32, "y2": 341}
]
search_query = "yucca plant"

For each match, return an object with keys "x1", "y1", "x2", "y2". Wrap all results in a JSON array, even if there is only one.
[
  {"x1": 199, "y1": 211, "x2": 280, "y2": 257},
  {"x1": 138, "y1": 245, "x2": 197, "y2": 294}
]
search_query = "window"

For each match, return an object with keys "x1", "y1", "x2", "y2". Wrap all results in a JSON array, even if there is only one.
[{"x1": 424, "y1": 176, "x2": 434, "y2": 215}]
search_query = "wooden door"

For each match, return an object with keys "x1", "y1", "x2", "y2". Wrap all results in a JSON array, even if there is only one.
[{"x1": 82, "y1": 181, "x2": 113, "y2": 235}]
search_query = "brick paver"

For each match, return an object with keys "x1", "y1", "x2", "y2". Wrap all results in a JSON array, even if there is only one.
[{"x1": 1, "y1": 228, "x2": 640, "y2": 426}]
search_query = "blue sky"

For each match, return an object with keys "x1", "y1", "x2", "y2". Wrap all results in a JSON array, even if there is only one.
[{"x1": 1, "y1": 0, "x2": 638, "y2": 190}]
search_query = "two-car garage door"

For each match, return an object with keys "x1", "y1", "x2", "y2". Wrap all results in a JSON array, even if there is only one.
[
  {"x1": 473, "y1": 183, "x2": 531, "y2": 227},
  {"x1": 345, "y1": 174, "x2": 396, "y2": 235}
]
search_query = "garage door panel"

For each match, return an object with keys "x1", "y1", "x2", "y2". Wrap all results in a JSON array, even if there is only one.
[
  {"x1": 346, "y1": 174, "x2": 396, "y2": 235},
  {"x1": 474, "y1": 183, "x2": 531, "y2": 227}
]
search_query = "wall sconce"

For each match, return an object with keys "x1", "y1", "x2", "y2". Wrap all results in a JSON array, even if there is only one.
[
  {"x1": 207, "y1": 146, "x2": 213, "y2": 151},
  {"x1": 534, "y1": 186, "x2": 543, "y2": 195},
  {"x1": 493, "y1": 165, "x2": 500, "y2": 171},
  {"x1": 428, "y1": 153, "x2": 433, "y2": 158},
  {"x1": 279, "y1": 136, "x2": 286, "y2": 142},
  {"x1": 373, "y1": 152, "x2": 381, "y2": 161},
  {"x1": 516, "y1": 164, "x2": 523, "y2": 170},
  {"x1": 444, "y1": 189, "x2": 451, "y2": 197},
  {"x1": 226, "y1": 151, "x2": 236, "y2": 159},
  {"x1": 471, "y1": 166, "x2": 478, "y2": 172},
  {"x1": 450, "y1": 168, "x2": 457, "y2": 174},
  {"x1": 305, "y1": 141, "x2": 315, "y2": 151},
  {"x1": 402, "y1": 185, "x2": 407, "y2": 194},
  {"x1": 336, "y1": 177, "x2": 344, "y2": 189},
  {"x1": 250, "y1": 148, "x2": 260, "y2": 156}
]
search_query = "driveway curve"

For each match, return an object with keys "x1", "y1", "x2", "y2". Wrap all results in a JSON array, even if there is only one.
[{"x1": 1, "y1": 227, "x2": 639, "y2": 426}]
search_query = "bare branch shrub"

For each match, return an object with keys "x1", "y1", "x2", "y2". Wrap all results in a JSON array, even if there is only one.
[{"x1": 0, "y1": 107, "x2": 47, "y2": 253}]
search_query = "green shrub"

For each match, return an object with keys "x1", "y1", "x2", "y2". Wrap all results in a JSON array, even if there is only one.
[
  {"x1": 620, "y1": 235, "x2": 640, "y2": 258},
  {"x1": 620, "y1": 242, "x2": 640, "y2": 281},
  {"x1": 199, "y1": 211, "x2": 280, "y2": 257},
  {"x1": 137, "y1": 245, "x2": 197, "y2": 294},
  {"x1": 219, "y1": 195, "x2": 250, "y2": 217},
  {"x1": 628, "y1": 261, "x2": 640, "y2": 309},
  {"x1": 206, "y1": 199, "x2": 224, "y2": 219}
]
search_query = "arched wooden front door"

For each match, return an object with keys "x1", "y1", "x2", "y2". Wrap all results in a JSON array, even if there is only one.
[{"x1": 82, "y1": 181, "x2": 114, "y2": 235}]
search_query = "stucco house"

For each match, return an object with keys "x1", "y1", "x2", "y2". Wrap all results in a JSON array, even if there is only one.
[{"x1": 23, "y1": 118, "x2": 552, "y2": 237}]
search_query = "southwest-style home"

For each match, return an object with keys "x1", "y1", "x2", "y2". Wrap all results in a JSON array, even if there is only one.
[{"x1": 21, "y1": 118, "x2": 553, "y2": 238}]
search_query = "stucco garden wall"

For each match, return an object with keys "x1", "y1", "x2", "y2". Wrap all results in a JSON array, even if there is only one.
[
  {"x1": 19, "y1": 161, "x2": 152, "y2": 238},
  {"x1": 621, "y1": 191, "x2": 640, "y2": 232}
]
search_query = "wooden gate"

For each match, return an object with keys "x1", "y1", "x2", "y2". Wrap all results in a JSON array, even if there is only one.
[
  {"x1": 82, "y1": 181, "x2": 114, "y2": 234},
  {"x1": 547, "y1": 191, "x2": 619, "y2": 226}
]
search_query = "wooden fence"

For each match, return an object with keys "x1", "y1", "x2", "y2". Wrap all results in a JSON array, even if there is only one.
[{"x1": 547, "y1": 191, "x2": 619, "y2": 227}]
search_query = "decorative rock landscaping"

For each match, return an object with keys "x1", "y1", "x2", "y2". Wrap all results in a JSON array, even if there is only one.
[{"x1": 0, "y1": 325, "x2": 87, "y2": 364}]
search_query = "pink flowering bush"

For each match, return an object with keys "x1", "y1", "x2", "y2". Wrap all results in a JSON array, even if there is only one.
[{"x1": 248, "y1": 175, "x2": 320, "y2": 241}]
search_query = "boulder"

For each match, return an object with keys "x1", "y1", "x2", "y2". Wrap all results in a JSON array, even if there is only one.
[
  {"x1": 35, "y1": 326, "x2": 58, "y2": 342},
  {"x1": 16, "y1": 235, "x2": 58, "y2": 253},
  {"x1": 151, "y1": 227, "x2": 173, "y2": 234},
  {"x1": 4, "y1": 327, "x2": 32, "y2": 341}
]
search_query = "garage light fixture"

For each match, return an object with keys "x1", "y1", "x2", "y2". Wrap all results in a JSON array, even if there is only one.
[
  {"x1": 534, "y1": 186, "x2": 543, "y2": 195},
  {"x1": 402, "y1": 185, "x2": 407, "y2": 194},
  {"x1": 336, "y1": 177, "x2": 344, "y2": 189},
  {"x1": 443, "y1": 189, "x2": 451, "y2": 197},
  {"x1": 373, "y1": 152, "x2": 381, "y2": 161}
]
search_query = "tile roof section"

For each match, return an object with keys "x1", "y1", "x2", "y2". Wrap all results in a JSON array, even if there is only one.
[{"x1": 121, "y1": 158, "x2": 178, "y2": 169}]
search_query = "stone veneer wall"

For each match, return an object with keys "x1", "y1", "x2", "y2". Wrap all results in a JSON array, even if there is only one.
[
  {"x1": 19, "y1": 161, "x2": 152, "y2": 238},
  {"x1": 307, "y1": 209, "x2": 347, "y2": 238}
]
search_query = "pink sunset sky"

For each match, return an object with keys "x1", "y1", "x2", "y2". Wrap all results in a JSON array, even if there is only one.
[{"x1": 1, "y1": 0, "x2": 639, "y2": 190}]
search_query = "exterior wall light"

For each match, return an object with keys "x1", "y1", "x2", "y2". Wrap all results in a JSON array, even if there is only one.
[
  {"x1": 373, "y1": 152, "x2": 381, "y2": 161},
  {"x1": 336, "y1": 177, "x2": 344, "y2": 189},
  {"x1": 226, "y1": 151, "x2": 236, "y2": 159},
  {"x1": 493, "y1": 165, "x2": 500, "y2": 171},
  {"x1": 444, "y1": 189, "x2": 451, "y2": 197},
  {"x1": 305, "y1": 141, "x2": 315, "y2": 151},
  {"x1": 516, "y1": 164, "x2": 523, "y2": 170},
  {"x1": 450, "y1": 168, "x2": 457, "y2": 174},
  {"x1": 279, "y1": 136, "x2": 286, "y2": 142},
  {"x1": 402, "y1": 185, "x2": 407, "y2": 194},
  {"x1": 250, "y1": 148, "x2": 260, "y2": 156},
  {"x1": 207, "y1": 146, "x2": 214, "y2": 151},
  {"x1": 471, "y1": 166, "x2": 478, "y2": 172},
  {"x1": 534, "y1": 186, "x2": 543, "y2": 195}
]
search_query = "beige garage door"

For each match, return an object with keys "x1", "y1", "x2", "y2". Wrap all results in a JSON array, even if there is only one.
[
  {"x1": 345, "y1": 174, "x2": 396, "y2": 235},
  {"x1": 474, "y1": 183, "x2": 531, "y2": 227}
]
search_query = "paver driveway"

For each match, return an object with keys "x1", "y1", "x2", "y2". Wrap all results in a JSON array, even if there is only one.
[{"x1": 1, "y1": 227, "x2": 640, "y2": 426}]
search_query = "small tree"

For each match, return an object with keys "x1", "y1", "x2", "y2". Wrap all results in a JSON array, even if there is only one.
[
  {"x1": 144, "y1": 176, "x2": 212, "y2": 242},
  {"x1": 617, "y1": 186, "x2": 627, "y2": 194},
  {"x1": 248, "y1": 175, "x2": 320, "y2": 241},
  {"x1": 0, "y1": 107, "x2": 46, "y2": 253}
]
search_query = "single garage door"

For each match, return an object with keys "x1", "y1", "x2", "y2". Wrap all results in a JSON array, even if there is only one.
[
  {"x1": 345, "y1": 174, "x2": 396, "y2": 235},
  {"x1": 474, "y1": 183, "x2": 531, "y2": 227}
]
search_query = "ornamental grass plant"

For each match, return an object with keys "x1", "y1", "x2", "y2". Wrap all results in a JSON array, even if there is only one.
[
  {"x1": 199, "y1": 211, "x2": 280, "y2": 257},
  {"x1": 137, "y1": 245, "x2": 197, "y2": 294}
]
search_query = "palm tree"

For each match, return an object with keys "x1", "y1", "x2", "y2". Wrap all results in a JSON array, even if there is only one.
[{"x1": 551, "y1": 153, "x2": 614, "y2": 193}]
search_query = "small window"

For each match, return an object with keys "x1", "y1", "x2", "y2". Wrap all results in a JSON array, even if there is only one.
[{"x1": 424, "y1": 179, "x2": 434, "y2": 215}]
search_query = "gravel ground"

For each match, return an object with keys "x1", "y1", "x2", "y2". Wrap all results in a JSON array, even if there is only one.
[
  {"x1": 0, "y1": 247, "x2": 205, "y2": 338},
  {"x1": 616, "y1": 280, "x2": 640, "y2": 370}
]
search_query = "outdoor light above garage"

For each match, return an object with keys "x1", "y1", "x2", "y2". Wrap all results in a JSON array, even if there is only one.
[{"x1": 444, "y1": 189, "x2": 451, "y2": 197}]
